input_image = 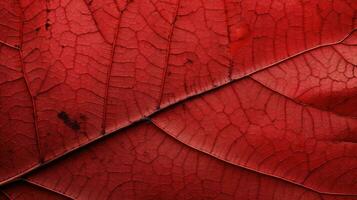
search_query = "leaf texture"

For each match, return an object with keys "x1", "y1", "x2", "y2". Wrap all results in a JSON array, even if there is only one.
[
  {"x1": 0, "y1": 0, "x2": 356, "y2": 199},
  {"x1": 1, "y1": 182, "x2": 71, "y2": 200}
]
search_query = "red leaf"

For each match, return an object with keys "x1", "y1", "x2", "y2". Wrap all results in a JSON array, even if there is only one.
[
  {"x1": 152, "y1": 78, "x2": 357, "y2": 194},
  {"x1": 15, "y1": 124, "x2": 357, "y2": 199},
  {"x1": 0, "y1": 0, "x2": 356, "y2": 199},
  {"x1": 1, "y1": 182, "x2": 71, "y2": 200}
]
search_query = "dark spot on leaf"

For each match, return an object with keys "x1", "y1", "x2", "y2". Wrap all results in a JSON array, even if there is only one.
[
  {"x1": 57, "y1": 111, "x2": 81, "y2": 131},
  {"x1": 167, "y1": 71, "x2": 172, "y2": 76},
  {"x1": 35, "y1": 27, "x2": 41, "y2": 32},
  {"x1": 185, "y1": 58, "x2": 193, "y2": 65},
  {"x1": 71, "y1": 120, "x2": 80, "y2": 131},
  {"x1": 45, "y1": 20, "x2": 51, "y2": 30},
  {"x1": 57, "y1": 111, "x2": 69, "y2": 121}
]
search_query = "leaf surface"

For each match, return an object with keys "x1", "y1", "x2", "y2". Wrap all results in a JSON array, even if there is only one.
[
  {"x1": 0, "y1": 0, "x2": 356, "y2": 199},
  {"x1": 1, "y1": 181, "x2": 71, "y2": 200},
  {"x1": 14, "y1": 124, "x2": 357, "y2": 199}
]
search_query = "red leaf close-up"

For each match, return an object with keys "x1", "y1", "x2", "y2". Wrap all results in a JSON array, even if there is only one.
[{"x1": 0, "y1": 0, "x2": 357, "y2": 199}]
